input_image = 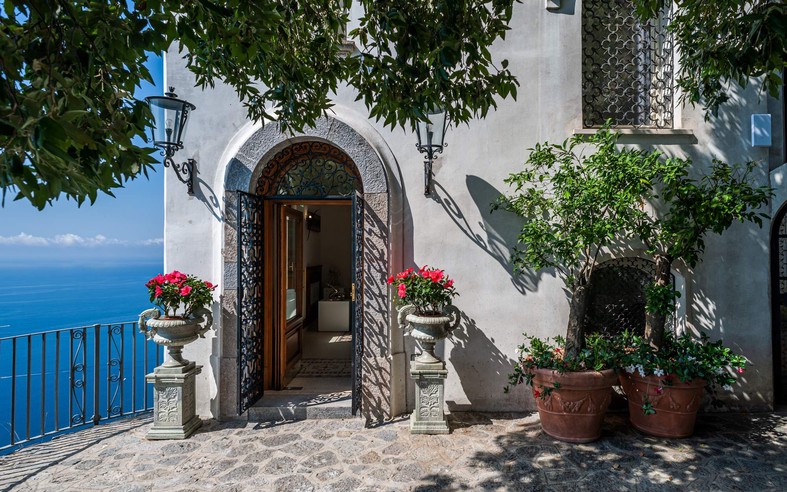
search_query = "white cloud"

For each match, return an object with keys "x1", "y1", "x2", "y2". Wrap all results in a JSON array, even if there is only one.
[
  {"x1": 0, "y1": 232, "x2": 163, "y2": 247},
  {"x1": 0, "y1": 232, "x2": 50, "y2": 246},
  {"x1": 53, "y1": 234, "x2": 125, "y2": 246},
  {"x1": 140, "y1": 238, "x2": 164, "y2": 246}
]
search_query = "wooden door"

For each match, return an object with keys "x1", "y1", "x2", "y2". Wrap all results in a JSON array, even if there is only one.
[{"x1": 280, "y1": 206, "x2": 305, "y2": 385}]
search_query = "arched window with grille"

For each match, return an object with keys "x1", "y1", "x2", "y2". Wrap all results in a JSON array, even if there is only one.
[{"x1": 585, "y1": 257, "x2": 675, "y2": 337}]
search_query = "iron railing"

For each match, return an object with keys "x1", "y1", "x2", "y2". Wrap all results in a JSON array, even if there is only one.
[{"x1": 0, "y1": 322, "x2": 162, "y2": 455}]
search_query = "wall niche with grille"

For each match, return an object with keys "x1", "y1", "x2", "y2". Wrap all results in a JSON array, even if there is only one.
[{"x1": 584, "y1": 257, "x2": 674, "y2": 338}]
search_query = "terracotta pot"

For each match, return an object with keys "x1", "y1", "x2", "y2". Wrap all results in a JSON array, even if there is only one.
[
  {"x1": 619, "y1": 372, "x2": 706, "y2": 438},
  {"x1": 530, "y1": 368, "x2": 618, "y2": 443}
]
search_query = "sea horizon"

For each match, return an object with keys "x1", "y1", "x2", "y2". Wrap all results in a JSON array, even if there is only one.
[{"x1": 0, "y1": 261, "x2": 164, "y2": 338}]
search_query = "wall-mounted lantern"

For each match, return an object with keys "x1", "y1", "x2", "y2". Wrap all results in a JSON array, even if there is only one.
[
  {"x1": 146, "y1": 87, "x2": 197, "y2": 195},
  {"x1": 415, "y1": 108, "x2": 448, "y2": 196}
]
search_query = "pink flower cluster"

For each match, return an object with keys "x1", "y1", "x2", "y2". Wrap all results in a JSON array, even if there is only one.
[
  {"x1": 385, "y1": 265, "x2": 458, "y2": 314},
  {"x1": 145, "y1": 270, "x2": 218, "y2": 318},
  {"x1": 146, "y1": 270, "x2": 215, "y2": 299},
  {"x1": 387, "y1": 266, "x2": 454, "y2": 298}
]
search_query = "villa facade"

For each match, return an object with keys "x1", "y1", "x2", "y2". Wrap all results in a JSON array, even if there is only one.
[{"x1": 164, "y1": 1, "x2": 787, "y2": 424}]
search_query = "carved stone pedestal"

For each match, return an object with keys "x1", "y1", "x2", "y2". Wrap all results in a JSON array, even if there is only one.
[
  {"x1": 145, "y1": 361, "x2": 202, "y2": 440},
  {"x1": 410, "y1": 360, "x2": 449, "y2": 434}
]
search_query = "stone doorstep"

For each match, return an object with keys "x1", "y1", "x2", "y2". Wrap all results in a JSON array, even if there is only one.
[{"x1": 247, "y1": 393, "x2": 356, "y2": 422}]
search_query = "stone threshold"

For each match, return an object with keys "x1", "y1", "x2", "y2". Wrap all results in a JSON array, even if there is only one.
[{"x1": 248, "y1": 376, "x2": 357, "y2": 422}]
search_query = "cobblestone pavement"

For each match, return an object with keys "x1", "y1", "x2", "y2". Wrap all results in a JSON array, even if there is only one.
[{"x1": 1, "y1": 411, "x2": 786, "y2": 491}]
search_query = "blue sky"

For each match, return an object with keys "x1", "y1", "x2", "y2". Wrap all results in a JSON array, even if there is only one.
[{"x1": 0, "y1": 55, "x2": 165, "y2": 268}]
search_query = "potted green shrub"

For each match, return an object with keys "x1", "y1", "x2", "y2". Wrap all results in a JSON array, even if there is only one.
[
  {"x1": 495, "y1": 128, "x2": 661, "y2": 442},
  {"x1": 619, "y1": 158, "x2": 771, "y2": 437},
  {"x1": 504, "y1": 334, "x2": 617, "y2": 442},
  {"x1": 615, "y1": 331, "x2": 747, "y2": 438}
]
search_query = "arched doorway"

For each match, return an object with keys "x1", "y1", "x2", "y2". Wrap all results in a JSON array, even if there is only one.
[
  {"x1": 237, "y1": 141, "x2": 364, "y2": 415},
  {"x1": 221, "y1": 115, "x2": 399, "y2": 424},
  {"x1": 771, "y1": 203, "x2": 787, "y2": 404}
]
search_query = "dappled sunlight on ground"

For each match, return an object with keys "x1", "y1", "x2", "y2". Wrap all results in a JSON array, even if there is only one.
[{"x1": 0, "y1": 411, "x2": 785, "y2": 491}]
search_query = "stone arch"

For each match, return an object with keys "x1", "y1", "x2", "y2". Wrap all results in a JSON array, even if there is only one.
[{"x1": 218, "y1": 115, "x2": 398, "y2": 424}]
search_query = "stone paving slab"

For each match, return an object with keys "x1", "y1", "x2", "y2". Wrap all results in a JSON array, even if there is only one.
[{"x1": 1, "y1": 411, "x2": 786, "y2": 491}]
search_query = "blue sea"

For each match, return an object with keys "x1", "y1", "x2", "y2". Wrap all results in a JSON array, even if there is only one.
[
  {"x1": 0, "y1": 262, "x2": 165, "y2": 453},
  {"x1": 0, "y1": 262, "x2": 163, "y2": 337}
]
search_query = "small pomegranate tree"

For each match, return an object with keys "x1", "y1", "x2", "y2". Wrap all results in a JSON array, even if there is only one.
[
  {"x1": 634, "y1": 159, "x2": 771, "y2": 348},
  {"x1": 494, "y1": 128, "x2": 661, "y2": 356}
]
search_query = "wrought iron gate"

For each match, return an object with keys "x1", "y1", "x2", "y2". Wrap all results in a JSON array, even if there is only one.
[
  {"x1": 773, "y1": 206, "x2": 787, "y2": 404},
  {"x1": 351, "y1": 190, "x2": 364, "y2": 415},
  {"x1": 236, "y1": 190, "x2": 265, "y2": 414}
]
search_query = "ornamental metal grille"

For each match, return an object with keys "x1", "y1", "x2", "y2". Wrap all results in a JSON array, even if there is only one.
[
  {"x1": 351, "y1": 190, "x2": 364, "y2": 415},
  {"x1": 775, "y1": 211, "x2": 787, "y2": 401},
  {"x1": 257, "y1": 141, "x2": 362, "y2": 197},
  {"x1": 582, "y1": 0, "x2": 674, "y2": 128},
  {"x1": 585, "y1": 257, "x2": 674, "y2": 337},
  {"x1": 237, "y1": 190, "x2": 266, "y2": 414}
]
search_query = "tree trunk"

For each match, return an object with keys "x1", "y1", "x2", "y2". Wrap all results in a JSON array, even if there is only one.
[
  {"x1": 644, "y1": 254, "x2": 672, "y2": 349},
  {"x1": 566, "y1": 284, "x2": 590, "y2": 357}
]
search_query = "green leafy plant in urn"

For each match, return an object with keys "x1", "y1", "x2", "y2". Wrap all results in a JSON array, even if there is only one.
[
  {"x1": 138, "y1": 270, "x2": 217, "y2": 440},
  {"x1": 389, "y1": 266, "x2": 460, "y2": 362},
  {"x1": 389, "y1": 266, "x2": 459, "y2": 434},
  {"x1": 139, "y1": 271, "x2": 217, "y2": 366}
]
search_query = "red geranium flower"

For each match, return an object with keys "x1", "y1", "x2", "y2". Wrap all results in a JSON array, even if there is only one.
[{"x1": 146, "y1": 271, "x2": 216, "y2": 318}]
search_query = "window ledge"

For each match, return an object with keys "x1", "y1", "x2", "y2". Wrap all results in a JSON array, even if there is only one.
[{"x1": 573, "y1": 128, "x2": 697, "y2": 144}]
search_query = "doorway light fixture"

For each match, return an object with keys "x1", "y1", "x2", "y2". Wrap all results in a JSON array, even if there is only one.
[
  {"x1": 415, "y1": 108, "x2": 448, "y2": 196},
  {"x1": 146, "y1": 87, "x2": 197, "y2": 195}
]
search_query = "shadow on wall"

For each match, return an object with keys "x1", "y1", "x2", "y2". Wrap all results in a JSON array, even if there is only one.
[
  {"x1": 432, "y1": 175, "x2": 544, "y2": 294},
  {"x1": 446, "y1": 312, "x2": 524, "y2": 412},
  {"x1": 431, "y1": 174, "x2": 550, "y2": 411},
  {"x1": 362, "y1": 196, "x2": 393, "y2": 425},
  {"x1": 410, "y1": 412, "x2": 787, "y2": 490},
  {"x1": 689, "y1": 277, "x2": 773, "y2": 412}
]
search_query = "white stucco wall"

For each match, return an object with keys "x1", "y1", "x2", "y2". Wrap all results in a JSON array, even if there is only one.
[{"x1": 165, "y1": 1, "x2": 780, "y2": 418}]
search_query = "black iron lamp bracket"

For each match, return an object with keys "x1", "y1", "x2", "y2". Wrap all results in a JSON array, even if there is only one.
[
  {"x1": 418, "y1": 143, "x2": 447, "y2": 196},
  {"x1": 163, "y1": 154, "x2": 197, "y2": 196}
]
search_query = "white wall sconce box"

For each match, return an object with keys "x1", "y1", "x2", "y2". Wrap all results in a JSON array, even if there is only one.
[{"x1": 751, "y1": 114, "x2": 772, "y2": 147}]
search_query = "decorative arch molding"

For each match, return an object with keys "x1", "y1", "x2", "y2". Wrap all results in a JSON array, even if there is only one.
[
  {"x1": 217, "y1": 114, "x2": 399, "y2": 425},
  {"x1": 256, "y1": 140, "x2": 363, "y2": 196},
  {"x1": 224, "y1": 117, "x2": 389, "y2": 195}
]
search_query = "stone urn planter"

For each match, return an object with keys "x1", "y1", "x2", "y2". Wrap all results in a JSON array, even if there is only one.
[
  {"x1": 530, "y1": 368, "x2": 618, "y2": 443},
  {"x1": 619, "y1": 372, "x2": 706, "y2": 438},
  {"x1": 139, "y1": 307, "x2": 213, "y2": 440},
  {"x1": 139, "y1": 307, "x2": 213, "y2": 367},
  {"x1": 398, "y1": 304, "x2": 461, "y2": 434},
  {"x1": 399, "y1": 306, "x2": 461, "y2": 364}
]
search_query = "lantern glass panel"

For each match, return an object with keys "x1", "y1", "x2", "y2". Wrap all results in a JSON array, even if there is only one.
[
  {"x1": 147, "y1": 96, "x2": 186, "y2": 149},
  {"x1": 416, "y1": 109, "x2": 447, "y2": 150}
]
